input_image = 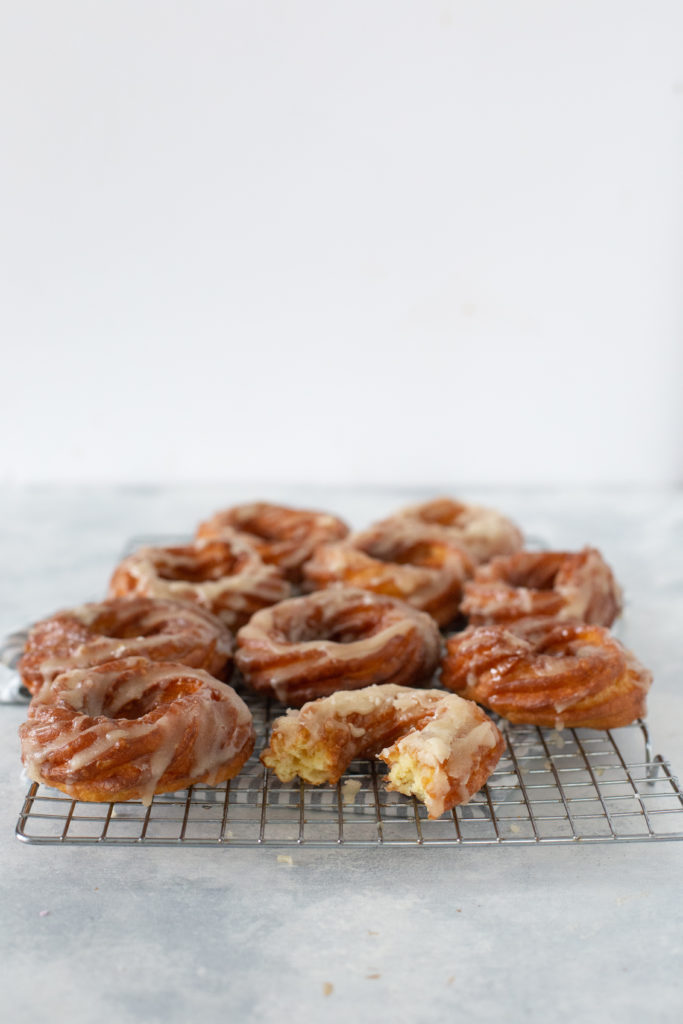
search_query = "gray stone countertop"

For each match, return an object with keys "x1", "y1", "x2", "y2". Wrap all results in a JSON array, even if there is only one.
[{"x1": 1, "y1": 484, "x2": 682, "y2": 1024}]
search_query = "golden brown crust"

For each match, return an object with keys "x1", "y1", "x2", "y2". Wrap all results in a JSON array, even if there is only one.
[
  {"x1": 235, "y1": 587, "x2": 442, "y2": 705},
  {"x1": 441, "y1": 620, "x2": 652, "y2": 729},
  {"x1": 19, "y1": 657, "x2": 255, "y2": 803},
  {"x1": 108, "y1": 532, "x2": 291, "y2": 630},
  {"x1": 260, "y1": 684, "x2": 504, "y2": 818},
  {"x1": 378, "y1": 497, "x2": 523, "y2": 564},
  {"x1": 197, "y1": 502, "x2": 349, "y2": 582},
  {"x1": 460, "y1": 548, "x2": 622, "y2": 628},
  {"x1": 302, "y1": 521, "x2": 473, "y2": 627},
  {"x1": 19, "y1": 597, "x2": 234, "y2": 695}
]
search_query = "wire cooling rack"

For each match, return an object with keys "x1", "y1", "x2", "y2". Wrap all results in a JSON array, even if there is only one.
[
  {"x1": 11, "y1": 533, "x2": 683, "y2": 846},
  {"x1": 15, "y1": 682, "x2": 683, "y2": 846}
]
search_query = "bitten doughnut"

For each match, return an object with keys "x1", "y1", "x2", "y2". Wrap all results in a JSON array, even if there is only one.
[
  {"x1": 19, "y1": 597, "x2": 234, "y2": 695},
  {"x1": 460, "y1": 548, "x2": 622, "y2": 628},
  {"x1": 235, "y1": 587, "x2": 441, "y2": 705},
  {"x1": 109, "y1": 532, "x2": 291, "y2": 630},
  {"x1": 302, "y1": 521, "x2": 473, "y2": 627},
  {"x1": 441, "y1": 620, "x2": 652, "y2": 730},
  {"x1": 380, "y1": 497, "x2": 523, "y2": 564},
  {"x1": 19, "y1": 657, "x2": 255, "y2": 803},
  {"x1": 261, "y1": 684, "x2": 505, "y2": 819},
  {"x1": 197, "y1": 502, "x2": 349, "y2": 582}
]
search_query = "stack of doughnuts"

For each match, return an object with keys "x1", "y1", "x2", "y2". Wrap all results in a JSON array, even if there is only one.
[{"x1": 17, "y1": 496, "x2": 653, "y2": 818}]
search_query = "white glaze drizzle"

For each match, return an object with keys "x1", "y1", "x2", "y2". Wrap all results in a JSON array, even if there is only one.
[
  {"x1": 25, "y1": 598, "x2": 233, "y2": 687},
  {"x1": 236, "y1": 587, "x2": 441, "y2": 696},
  {"x1": 20, "y1": 661, "x2": 253, "y2": 805},
  {"x1": 114, "y1": 540, "x2": 290, "y2": 625},
  {"x1": 393, "y1": 498, "x2": 523, "y2": 563}
]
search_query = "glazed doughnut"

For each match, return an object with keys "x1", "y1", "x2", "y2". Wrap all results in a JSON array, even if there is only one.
[
  {"x1": 381, "y1": 497, "x2": 523, "y2": 564},
  {"x1": 261, "y1": 684, "x2": 505, "y2": 819},
  {"x1": 302, "y1": 521, "x2": 473, "y2": 627},
  {"x1": 19, "y1": 657, "x2": 255, "y2": 803},
  {"x1": 197, "y1": 502, "x2": 349, "y2": 582},
  {"x1": 19, "y1": 597, "x2": 234, "y2": 695},
  {"x1": 235, "y1": 587, "x2": 441, "y2": 705},
  {"x1": 460, "y1": 547, "x2": 622, "y2": 628},
  {"x1": 109, "y1": 532, "x2": 291, "y2": 630},
  {"x1": 441, "y1": 620, "x2": 652, "y2": 730}
]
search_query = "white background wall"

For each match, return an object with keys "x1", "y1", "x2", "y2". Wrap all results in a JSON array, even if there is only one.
[{"x1": 2, "y1": 1, "x2": 682, "y2": 486}]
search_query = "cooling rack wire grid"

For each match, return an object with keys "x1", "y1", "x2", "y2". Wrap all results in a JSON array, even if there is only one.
[
  {"x1": 8, "y1": 534, "x2": 683, "y2": 847},
  {"x1": 15, "y1": 686, "x2": 683, "y2": 847}
]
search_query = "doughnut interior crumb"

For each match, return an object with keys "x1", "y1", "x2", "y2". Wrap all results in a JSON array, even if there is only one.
[
  {"x1": 263, "y1": 744, "x2": 334, "y2": 785},
  {"x1": 384, "y1": 751, "x2": 435, "y2": 805}
]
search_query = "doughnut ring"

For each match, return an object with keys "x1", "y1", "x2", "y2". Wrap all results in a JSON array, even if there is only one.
[
  {"x1": 380, "y1": 497, "x2": 523, "y2": 564},
  {"x1": 441, "y1": 620, "x2": 652, "y2": 730},
  {"x1": 302, "y1": 522, "x2": 473, "y2": 627},
  {"x1": 19, "y1": 657, "x2": 255, "y2": 803},
  {"x1": 109, "y1": 532, "x2": 292, "y2": 630},
  {"x1": 261, "y1": 683, "x2": 505, "y2": 819},
  {"x1": 460, "y1": 547, "x2": 622, "y2": 628},
  {"x1": 19, "y1": 597, "x2": 234, "y2": 695},
  {"x1": 197, "y1": 501, "x2": 349, "y2": 582},
  {"x1": 235, "y1": 586, "x2": 442, "y2": 705}
]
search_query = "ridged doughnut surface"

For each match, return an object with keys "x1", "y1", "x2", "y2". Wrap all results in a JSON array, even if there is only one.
[
  {"x1": 235, "y1": 587, "x2": 441, "y2": 705},
  {"x1": 19, "y1": 597, "x2": 234, "y2": 694},
  {"x1": 109, "y1": 532, "x2": 291, "y2": 630},
  {"x1": 442, "y1": 620, "x2": 652, "y2": 729},
  {"x1": 460, "y1": 548, "x2": 622, "y2": 628},
  {"x1": 197, "y1": 502, "x2": 349, "y2": 581},
  {"x1": 302, "y1": 521, "x2": 473, "y2": 627},
  {"x1": 19, "y1": 657, "x2": 255, "y2": 803},
  {"x1": 380, "y1": 497, "x2": 523, "y2": 564},
  {"x1": 261, "y1": 683, "x2": 504, "y2": 819}
]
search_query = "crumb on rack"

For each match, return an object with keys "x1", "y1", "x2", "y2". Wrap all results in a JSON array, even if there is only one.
[
  {"x1": 341, "y1": 778, "x2": 362, "y2": 805},
  {"x1": 277, "y1": 854, "x2": 293, "y2": 865},
  {"x1": 322, "y1": 982, "x2": 333, "y2": 997}
]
